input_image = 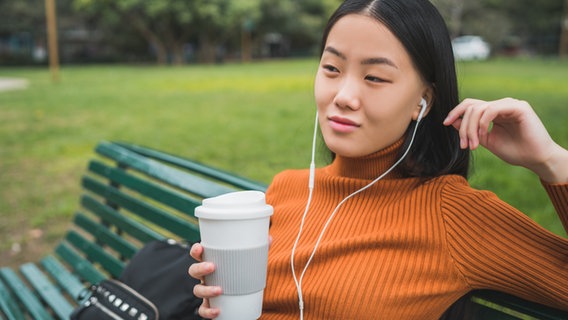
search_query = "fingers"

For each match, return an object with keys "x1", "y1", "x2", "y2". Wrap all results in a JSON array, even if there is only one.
[
  {"x1": 190, "y1": 242, "x2": 204, "y2": 261},
  {"x1": 188, "y1": 246, "x2": 219, "y2": 293},
  {"x1": 444, "y1": 98, "x2": 480, "y2": 149},
  {"x1": 444, "y1": 98, "x2": 477, "y2": 125},
  {"x1": 189, "y1": 260, "x2": 216, "y2": 279},
  {"x1": 460, "y1": 99, "x2": 491, "y2": 150},
  {"x1": 194, "y1": 284, "x2": 221, "y2": 319},
  {"x1": 188, "y1": 243, "x2": 222, "y2": 319},
  {"x1": 199, "y1": 299, "x2": 221, "y2": 319},
  {"x1": 444, "y1": 98, "x2": 522, "y2": 150},
  {"x1": 193, "y1": 281, "x2": 222, "y2": 299}
]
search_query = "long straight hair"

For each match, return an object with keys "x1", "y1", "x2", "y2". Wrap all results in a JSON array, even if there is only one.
[{"x1": 320, "y1": 0, "x2": 470, "y2": 179}]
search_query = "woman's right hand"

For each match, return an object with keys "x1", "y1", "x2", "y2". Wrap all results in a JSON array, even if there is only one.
[{"x1": 188, "y1": 243, "x2": 222, "y2": 319}]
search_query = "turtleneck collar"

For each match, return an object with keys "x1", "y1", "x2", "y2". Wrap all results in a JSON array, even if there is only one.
[{"x1": 323, "y1": 138, "x2": 405, "y2": 180}]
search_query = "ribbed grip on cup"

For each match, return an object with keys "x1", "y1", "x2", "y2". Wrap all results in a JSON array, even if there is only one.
[{"x1": 202, "y1": 244, "x2": 269, "y2": 295}]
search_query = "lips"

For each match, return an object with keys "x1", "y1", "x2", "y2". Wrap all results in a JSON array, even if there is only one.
[{"x1": 328, "y1": 115, "x2": 360, "y2": 133}]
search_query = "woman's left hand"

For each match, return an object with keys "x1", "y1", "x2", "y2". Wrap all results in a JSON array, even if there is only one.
[{"x1": 444, "y1": 98, "x2": 568, "y2": 183}]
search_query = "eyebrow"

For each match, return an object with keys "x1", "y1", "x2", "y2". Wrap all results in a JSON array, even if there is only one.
[{"x1": 324, "y1": 46, "x2": 398, "y2": 69}]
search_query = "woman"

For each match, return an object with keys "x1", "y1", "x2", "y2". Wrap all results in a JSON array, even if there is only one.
[{"x1": 189, "y1": 0, "x2": 568, "y2": 318}]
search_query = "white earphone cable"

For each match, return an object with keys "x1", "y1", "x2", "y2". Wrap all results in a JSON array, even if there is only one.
[
  {"x1": 290, "y1": 112, "x2": 319, "y2": 319},
  {"x1": 291, "y1": 110, "x2": 425, "y2": 319}
]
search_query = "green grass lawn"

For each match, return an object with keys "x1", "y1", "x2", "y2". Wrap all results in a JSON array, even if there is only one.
[{"x1": 0, "y1": 58, "x2": 567, "y2": 267}]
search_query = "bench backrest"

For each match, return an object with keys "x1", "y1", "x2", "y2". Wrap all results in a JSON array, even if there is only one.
[{"x1": 64, "y1": 141, "x2": 267, "y2": 284}]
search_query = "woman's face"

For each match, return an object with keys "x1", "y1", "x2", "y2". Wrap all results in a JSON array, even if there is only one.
[{"x1": 314, "y1": 14, "x2": 430, "y2": 158}]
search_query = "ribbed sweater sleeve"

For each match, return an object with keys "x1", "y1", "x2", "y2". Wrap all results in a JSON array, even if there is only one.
[
  {"x1": 440, "y1": 180, "x2": 568, "y2": 310},
  {"x1": 542, "y1": 181, "x2": 568, "y2": 230}
]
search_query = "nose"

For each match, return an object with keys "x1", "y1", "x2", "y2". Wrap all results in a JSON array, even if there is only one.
[{"x1": 333, "y1": 77, "x2": 361, "y2": 110}]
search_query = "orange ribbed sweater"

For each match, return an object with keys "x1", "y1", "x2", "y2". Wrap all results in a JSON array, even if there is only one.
[{"x1": 262, "y1": 141, "x2": 568, "y2": 319}]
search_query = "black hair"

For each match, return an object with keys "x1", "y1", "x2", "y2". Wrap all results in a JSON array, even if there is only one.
[{"x1": 320, "y1": 0, "x2": 470, "y2": 179}]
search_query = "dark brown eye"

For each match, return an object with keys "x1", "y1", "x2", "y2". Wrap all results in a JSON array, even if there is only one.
[
  {"x1": 365, "y1": 75, "x2": 385, "y2": 83},
  {"x1": 323, "y1": 64, "x2": 339, "y2": 73}
]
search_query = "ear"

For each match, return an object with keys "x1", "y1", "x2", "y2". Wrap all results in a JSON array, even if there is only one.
[{"x1": 412, "y1": 88, "x2": 434, "y2": 121}]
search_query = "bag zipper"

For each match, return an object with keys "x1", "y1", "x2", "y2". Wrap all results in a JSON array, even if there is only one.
[
  {"x1": 88, "y1": 296, "x2": 124, "y2": 320},
  {"x1": 107, "y1": 279, "x2": 160, "y2": 318}
]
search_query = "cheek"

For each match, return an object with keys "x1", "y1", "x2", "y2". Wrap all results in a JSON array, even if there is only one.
[
  {"x1": 363, "y1": 99, "x2": 415, "y2": 136},
  {"x1": 314, "y1": 74, "x2": 333, "y2": 110},
  {"x1": 367, "y1": 86, "x2": 421, "y2": 123}
]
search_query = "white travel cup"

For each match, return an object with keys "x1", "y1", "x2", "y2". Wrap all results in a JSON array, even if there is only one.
[{"x1": 195, "y1": 190, "x2": 273, "y2": 320}]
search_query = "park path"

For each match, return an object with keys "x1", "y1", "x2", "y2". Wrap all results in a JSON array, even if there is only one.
[{"x1": 0, "y1": 78, "x2": 29, "y2": 92}]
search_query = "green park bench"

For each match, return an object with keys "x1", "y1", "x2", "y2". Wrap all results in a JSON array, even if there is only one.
[{"x1": 0, "y1": 141, "x2": 566, "y2": 319}]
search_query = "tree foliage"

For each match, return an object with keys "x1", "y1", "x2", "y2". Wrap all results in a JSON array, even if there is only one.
[
  {"x1": 0, "y1": 0, "x2": 565, "y2": 64},
  {"x1": 257, "y1": 0, "x2": 342, "y2": 56},
  {"x1": 432, "y1": 0, "x2": 564, "y2": 54},
  {"x1": 69, "y1": 0, "x2": 344, "y2": 63},
  {"x1": 72, "y1": 0, "x2": 264, "y2": 64}
]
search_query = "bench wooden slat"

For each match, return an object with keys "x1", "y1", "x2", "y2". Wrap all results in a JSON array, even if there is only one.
[
  {"x1": 82, "y1": 176, "x2": 199, "y2": 241},
  {"x1": 88, "y1": 160, "x2": 201, "y2": 218},
  {"x1": 40, "y1": 255, "x2": 86, "y2": 302},
  {"x1": 471, "y1": 290, "x2": 568, "y2": 320},
  {"x1": 115, "y1": 141, "x2": 268, "y2": 192},
  {"x1": 74, "y1": 213, "x2": 139, "y2": 259},
  {"x1": 80, "y1": 194, "x2": 164, "y2": 243},
  {"x1": 65, "y1": 231, "x2": 125, "y2": 278},
  {"x1": 19, "y1": 263, "x2": 74, "y2": 320},
  {"x1": 469, "y1": 299, "x2": 529, "y2": 320},
  {"x1": 96, "y1": 141, "x2": 237, "y2": 198},
  {"x1": 54, "y1": 243, "x2": 105, "y2": 285},
  {"x1": 0, "y1": 268, "x2": 54, "y2": 320},
  {"x1": 0, "y1": 278, "x2": 25, "y2": 320}
]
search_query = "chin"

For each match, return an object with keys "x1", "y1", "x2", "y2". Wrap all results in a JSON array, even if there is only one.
[
  {"x1": 326, "y1": 144, "x2": 365, "y2": 158},
  {"x1": 323, "y1": 136, "x2": 362, "y2": 158}
]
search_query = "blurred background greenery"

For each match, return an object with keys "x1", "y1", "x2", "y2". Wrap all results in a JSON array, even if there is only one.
[{"x1": 1, "y1": 0, "x2": 567, "y2": 267}]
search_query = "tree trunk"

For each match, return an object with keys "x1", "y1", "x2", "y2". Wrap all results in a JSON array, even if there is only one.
[
  {"x1": 153, "y1": 41, "x2": 168, "y2": 65},
  {"x1": 171, "y1": 42, "x2": 184, "y2": 65},
  {"x1": 197, "y1": 35, "x2": 217, "y2": 63},
  {"x1": 44, "y1": 0, "x2": 59, "y2": 81},
  {"x1": 241, "y1": 29, "x2": 252, "y2": 62},
  {"x1": 560, "y1": 0, "x2": 568, "y2": 57}
]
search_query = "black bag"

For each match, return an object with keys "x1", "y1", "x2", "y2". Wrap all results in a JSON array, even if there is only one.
[
  {"x1": 70, "y1": 279, "x2": 159, "y2": 320},
  {"x1": 71, "y1": 239, "x2": 202, "y2": 320},
  {"x1": 120, "y1": 239, "x2": 202, "y2": 319}
]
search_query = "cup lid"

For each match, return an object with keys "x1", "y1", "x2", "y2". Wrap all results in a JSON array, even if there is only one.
[{"x1": 195, "y1": 190, "x2": 273, "y2": 220}]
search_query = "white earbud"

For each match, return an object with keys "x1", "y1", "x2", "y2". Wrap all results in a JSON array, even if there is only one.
[{"x1": 417, "y1": 98, "x2": 428, "y2": 122}]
